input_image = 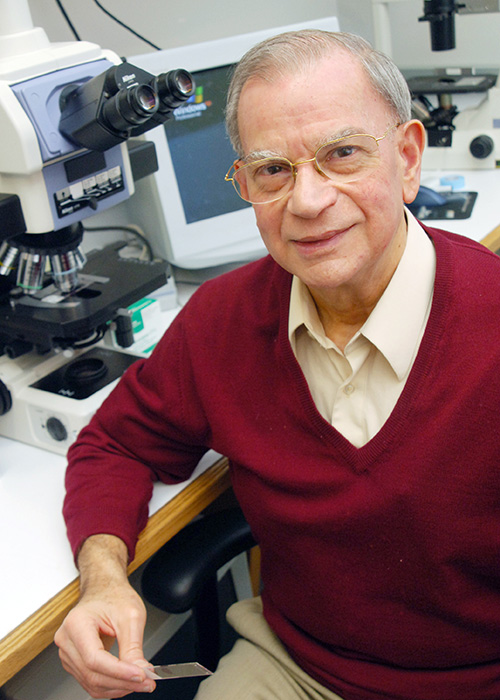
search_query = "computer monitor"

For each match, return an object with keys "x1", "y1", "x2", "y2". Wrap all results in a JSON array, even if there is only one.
[{"x1": 129, "y1": 16, "x2": 340, "y2": 270}]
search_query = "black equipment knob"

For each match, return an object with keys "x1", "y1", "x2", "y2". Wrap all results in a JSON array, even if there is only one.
[
  {"x1": 114, "y1": 311, "x2": 134, "y2": 348},
  {"x1": 46, "y1": 416, "x2": 68, "y2": 442},
  {"x1": 469, "y1": 135, "x2": 494, "y2": 159},
  {"x1": 4, "y1": 339, "x2": 33, "y2": 359}
]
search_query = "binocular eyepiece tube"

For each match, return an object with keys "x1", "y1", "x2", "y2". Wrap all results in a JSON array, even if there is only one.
[{"x1": 59, "y1": 63, "x2": 196, "y2": 151}]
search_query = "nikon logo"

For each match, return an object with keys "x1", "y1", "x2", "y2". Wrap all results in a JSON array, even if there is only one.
[{"x1": 122, "y1": 73, "x2": 137, "y2": 82}]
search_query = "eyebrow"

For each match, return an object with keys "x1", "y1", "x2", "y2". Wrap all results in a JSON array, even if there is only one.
[
  {"x1": 318, "y1": 127, "x2": 367, "y2": 146},
  {"x1": 242, "y1": 149, "x2": 285, "y2": 163},
  {"x1": 242, "y1": 127, "x2": 369, "y2": 163}
]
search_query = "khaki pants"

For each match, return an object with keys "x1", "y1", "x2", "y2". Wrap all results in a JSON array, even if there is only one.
[{"x1": 195, "y1": 597, "x2": 345, "y2": 700}]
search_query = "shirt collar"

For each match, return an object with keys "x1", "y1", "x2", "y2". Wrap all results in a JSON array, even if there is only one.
[{"x1": 288, "y1": 209, "x2": 436, "y2": 380}]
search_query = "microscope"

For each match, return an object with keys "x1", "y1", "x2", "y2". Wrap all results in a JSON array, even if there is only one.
[
  {"x1": 410, "y1": 0, "x2": 500, "y2": 170},
  {"x1": 0, "y1": 0, "x2": 194, "y2": 453}
]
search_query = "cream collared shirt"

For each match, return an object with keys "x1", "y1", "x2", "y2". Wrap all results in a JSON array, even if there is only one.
[{"x1": 288, "y1": 211, "x2": 436, "y2": 448}]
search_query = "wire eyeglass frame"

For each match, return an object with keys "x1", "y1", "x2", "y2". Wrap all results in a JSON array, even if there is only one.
[{"x1": 225, "y1": 123, "x2": 401, "y2": 205}]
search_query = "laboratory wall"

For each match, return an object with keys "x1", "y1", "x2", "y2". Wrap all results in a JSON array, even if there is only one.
[
  {"x1": 27, "y1": 0, "x2": 342, "y2": 57},
  {"x1": 27, "y1": 1, "x2": 500, "y2": 75}
]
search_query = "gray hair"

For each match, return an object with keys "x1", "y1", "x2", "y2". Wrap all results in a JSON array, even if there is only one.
[{"x1": 225, "y1": 29, "x2": 412, "y2": 156}]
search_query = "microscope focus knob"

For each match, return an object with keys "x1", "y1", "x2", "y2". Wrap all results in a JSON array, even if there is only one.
[
  {"x1": 0, "y1": 379, "x2": 12, "y2": 415},
  {"x1": 469, "y1": 135, "x2": 494, "y2": 160},
  {"x1": 46, "y1": 416, "x2": 68, "y2": 443}
]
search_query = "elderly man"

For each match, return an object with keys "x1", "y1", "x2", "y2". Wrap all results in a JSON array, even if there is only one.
[{"x1": 55, "y1": 30, "x2": 500, "y2": 700}]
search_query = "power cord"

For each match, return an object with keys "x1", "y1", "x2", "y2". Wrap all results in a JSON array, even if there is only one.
[
  {"x1": 54, "y1": 0, "x2": 162, "y2": 50},
  {"x1": 54, "y1": 0, "x2": 81, "y2": 40},
  {"x1": 91, "y1": 0, "x2": 162, "y2": 50}
]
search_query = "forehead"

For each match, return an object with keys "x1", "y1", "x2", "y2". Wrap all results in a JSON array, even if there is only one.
[{"x1": 237, "y1": 52, "x2": 392, "y2": 155}]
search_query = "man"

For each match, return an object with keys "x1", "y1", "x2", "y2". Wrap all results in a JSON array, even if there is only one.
[{"x1": 55, "y1": 30, "x2": 500, "y2": 700}]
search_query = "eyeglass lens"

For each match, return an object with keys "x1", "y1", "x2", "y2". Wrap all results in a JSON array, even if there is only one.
[{"x1": 233, "y1": 134, "x2": 381, "y2": 204}]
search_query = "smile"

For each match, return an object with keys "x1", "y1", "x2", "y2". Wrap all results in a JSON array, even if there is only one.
[{"x1": 292, "y1": 227, "x2": 352, "y2": 253}]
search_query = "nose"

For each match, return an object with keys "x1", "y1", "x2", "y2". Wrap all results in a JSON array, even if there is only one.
[{"x1": 286, "y1": 162, "x2": 339, "y2": 219}]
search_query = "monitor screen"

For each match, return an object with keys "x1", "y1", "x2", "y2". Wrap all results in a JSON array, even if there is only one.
[{"x1": 165, "y1": 64, "x2": 250, "y2": 225}]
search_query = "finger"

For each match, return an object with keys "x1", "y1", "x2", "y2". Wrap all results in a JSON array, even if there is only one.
[
  {"x1": 56, "y1": 614, "x2": 155, "y2": 696},
  {"x1": 59, "y1": 646, "x2": 156, "y2": 698},
  {"x1": 114, "y1": 606, "x2": 149, "y2": 666}
]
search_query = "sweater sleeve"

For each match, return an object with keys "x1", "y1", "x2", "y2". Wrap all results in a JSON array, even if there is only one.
[{"x1": 63, "y1": 301, "x2": 212, "y2": 562}]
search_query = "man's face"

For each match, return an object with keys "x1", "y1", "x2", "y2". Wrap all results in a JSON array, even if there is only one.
[{"x1": 237, "y1": 51, "x2": 423, "y2": 301}]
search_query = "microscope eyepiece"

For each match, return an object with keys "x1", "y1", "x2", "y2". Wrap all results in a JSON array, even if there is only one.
[
  {"x1": 154, "y1": 69, "x2": 196, "y2": 113},
  {"x1": 136, "y1": 84, "x2": 159, "y2": 111},
  {"x1": 102, "y1": 83, "x2": 159, "y2": 133},
  {"x1": 176, "y1": 69, "x2": 195, "y2": 95}
]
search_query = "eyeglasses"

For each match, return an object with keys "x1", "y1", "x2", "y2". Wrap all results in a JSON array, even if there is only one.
[{"x1": 225, "y1": 124, "x2": 400, "y2": 204}]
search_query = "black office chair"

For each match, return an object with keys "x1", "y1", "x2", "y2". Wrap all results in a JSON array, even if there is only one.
[{"x1": 141, "y1": 506, "x2": 257, "y2": 672}]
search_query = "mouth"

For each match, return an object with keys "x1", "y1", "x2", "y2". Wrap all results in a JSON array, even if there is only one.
[{"x1": 292, "y1": 226, "x2": 352, "y2": 253}]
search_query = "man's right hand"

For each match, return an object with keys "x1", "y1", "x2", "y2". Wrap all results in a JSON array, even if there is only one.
[{"x1": 54, "y1": 534, "x2": 156, "y2": 698}]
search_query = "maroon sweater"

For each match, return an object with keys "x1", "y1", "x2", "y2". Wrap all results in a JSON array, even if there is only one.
[{"x1": 64, "y1": 225, "x2": 500, "y2": 700}]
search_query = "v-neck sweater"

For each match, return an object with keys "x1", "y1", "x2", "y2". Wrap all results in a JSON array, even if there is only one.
[{"x1": 64, "y1": 223, "x2": 500, "y2": 700}]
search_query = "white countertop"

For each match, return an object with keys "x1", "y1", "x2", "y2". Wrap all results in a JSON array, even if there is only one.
[{"x1": 0, "y1": 435, "x2": 218, "y2": 642}]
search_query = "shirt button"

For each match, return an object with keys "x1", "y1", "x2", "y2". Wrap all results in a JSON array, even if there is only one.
[{"x1": 344, "y1": 383, "x2": 355, "y2": 395}]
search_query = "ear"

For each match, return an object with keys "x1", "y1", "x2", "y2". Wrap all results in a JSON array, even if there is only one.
[{"x1": 398, "y1": 120, "x2": 426, "y2": 204}]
